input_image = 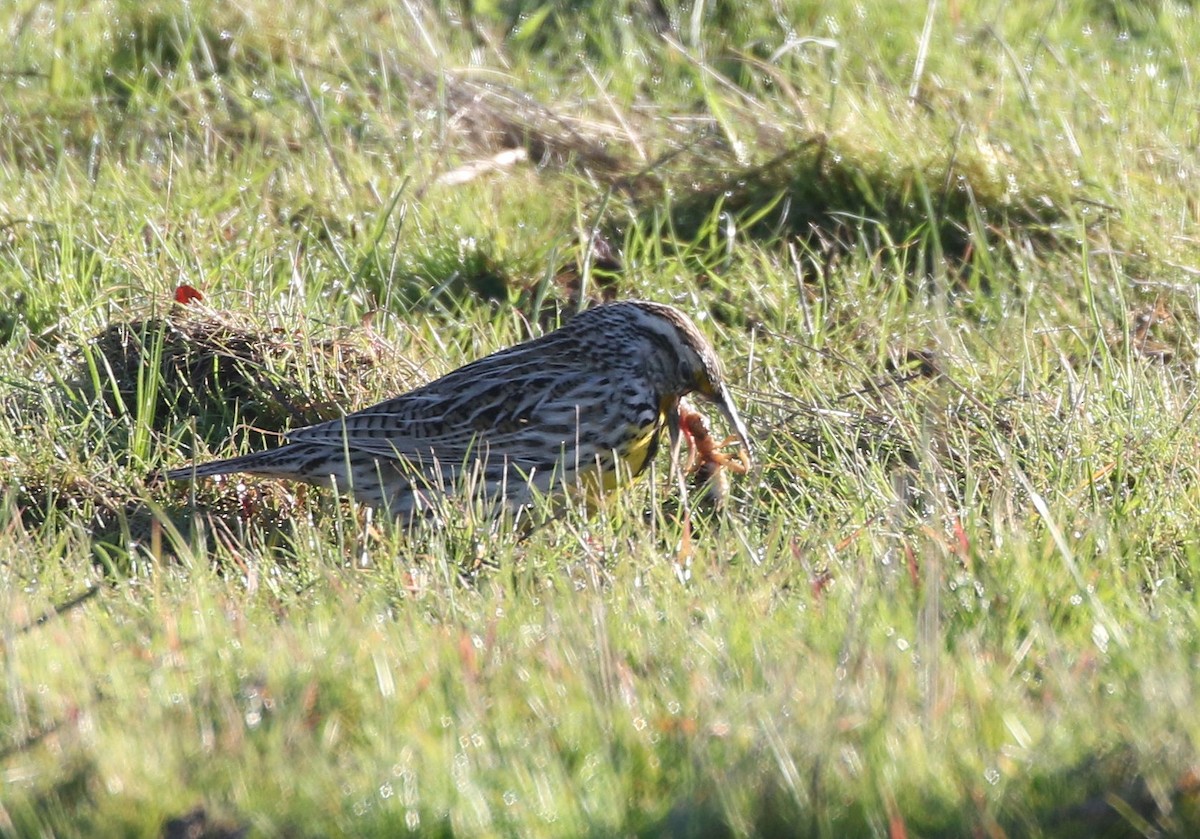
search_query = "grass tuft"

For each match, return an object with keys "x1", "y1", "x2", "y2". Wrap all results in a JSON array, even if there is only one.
[{"x1": 74, "y1": 310, "x2": 404, "y2": 451}]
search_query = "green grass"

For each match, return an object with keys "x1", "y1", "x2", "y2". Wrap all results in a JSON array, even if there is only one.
[{"x1": 4, "y1": 0, "x2": 1200, "y2": 835}]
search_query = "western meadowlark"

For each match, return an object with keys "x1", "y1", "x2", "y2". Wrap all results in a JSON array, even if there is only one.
[{"x1": 164, "y1": 300, "x2": 751, "y2": 522}]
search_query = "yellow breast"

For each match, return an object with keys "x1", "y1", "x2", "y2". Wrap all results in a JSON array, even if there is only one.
[
  {"x1": 571, "y1": 413, "x2": 664, "y2": 497},
  {"x1": 618, "y1": 422, "x2": 660, "y2": 478}
]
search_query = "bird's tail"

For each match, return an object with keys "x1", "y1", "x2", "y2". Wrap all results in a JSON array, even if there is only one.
[{"x1": 162, "y1": 445, "x2": 319, "y2": 482}]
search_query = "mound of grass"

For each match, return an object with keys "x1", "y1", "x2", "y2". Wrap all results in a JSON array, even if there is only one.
[
  {"x1": 100, "y1": 5, "x2": 266, "y2": 106},
  {"x1": 642, "y1": 136, "x2": 1071, "y2": 276},
  {"x1": 74, "y1": 310, "x2": 396, "y2": 448}
]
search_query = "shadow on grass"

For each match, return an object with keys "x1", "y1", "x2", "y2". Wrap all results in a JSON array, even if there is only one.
[
  {"x1": 333, "y1": 753, "x2": 1198, "y2": 838},
  {"x1": 628, "y1": 138, "x2": 1072, "y2": 282},
  {"x1": 100, "y1": 4, "x2": 269, "y2": 108}
]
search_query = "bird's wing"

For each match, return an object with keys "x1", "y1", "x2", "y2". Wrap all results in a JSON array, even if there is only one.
[{"x1": 286, "y1": 360, "x2": 611, "y2": 471}]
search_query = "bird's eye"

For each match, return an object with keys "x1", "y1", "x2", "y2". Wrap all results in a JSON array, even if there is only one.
[{"x1": 676, "y1": 359, "x2": 694, "y2": 384}]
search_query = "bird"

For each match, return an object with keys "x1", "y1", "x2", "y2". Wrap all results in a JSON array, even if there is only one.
[{"x1": 164, "y1": 300, "x2": 752, "y2": 523}]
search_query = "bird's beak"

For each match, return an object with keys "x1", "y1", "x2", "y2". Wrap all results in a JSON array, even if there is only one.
[{"x1": 711, "y1": 381, "x2": 753, "y2": 464}]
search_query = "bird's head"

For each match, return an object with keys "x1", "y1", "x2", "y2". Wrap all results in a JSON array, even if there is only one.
[{"x1": 624, "y1": 301, "x2": 753, "y2": 461}]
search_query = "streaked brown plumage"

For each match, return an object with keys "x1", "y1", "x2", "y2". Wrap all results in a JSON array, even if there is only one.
[{"x1": 164, "y1": 300, "x2": 751, "y2": 522}]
